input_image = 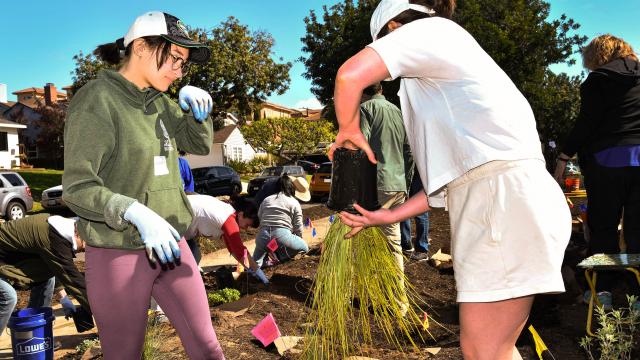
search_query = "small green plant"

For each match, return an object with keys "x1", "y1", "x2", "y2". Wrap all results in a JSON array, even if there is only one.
[
  {"x1": 207, "y1": 288, "x2": 241, "y2": 306},
  {"x1": 74, "y1": 337, "x2": 100, "y2": 355},
  {"x1": 580, "y1": 295, "x2": 640, "y2": 360}
]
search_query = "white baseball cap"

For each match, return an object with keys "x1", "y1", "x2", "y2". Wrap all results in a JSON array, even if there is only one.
[
  {"x1": 370, "y1": 0, "x2": 436, "y2": 40},
  {"x1": 122, "y1": 11, "x2": 210, "y2": 63}
]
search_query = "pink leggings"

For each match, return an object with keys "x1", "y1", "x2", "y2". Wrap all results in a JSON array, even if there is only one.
[{"x1": 85, "y1": 240, "x2": 224, "y2": 359}]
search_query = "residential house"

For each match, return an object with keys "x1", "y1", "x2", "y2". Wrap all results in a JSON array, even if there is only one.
[
  {"x1": 12, "y1": 84, "x2": 67, "y2": 108},
  {"x1": 2, "y1": 83, "x2": 68, "y2": 164},
  {"x1": 0, "y1": 113, "x2": 27, "y2": 168},
  {"x1": 185, "y1": 125, "x2": 261, "y2": 168}
]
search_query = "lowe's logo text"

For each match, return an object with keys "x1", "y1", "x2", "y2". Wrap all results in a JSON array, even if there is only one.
[{"x1": 16, "y1": 337, "x2": 51, "y2": 354}]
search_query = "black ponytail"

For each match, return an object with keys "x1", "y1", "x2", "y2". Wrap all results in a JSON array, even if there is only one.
[
  {"x1": 93, "y1": 38, "x2": 126, "y2": 66},
  {"x1": 93, "y1": 36, "x2": 172, "y2": 69},
  {"x1": 277, "y1": 173, "x2": 296, "y2": 198}
]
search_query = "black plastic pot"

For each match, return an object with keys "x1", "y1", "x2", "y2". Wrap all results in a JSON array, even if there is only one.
[
  {"x1": 72, "y1": 306, "x2": 95, "y2": 333},
  {"x1": 326, "y1": 148, "x2": 380, "y2": 214}
]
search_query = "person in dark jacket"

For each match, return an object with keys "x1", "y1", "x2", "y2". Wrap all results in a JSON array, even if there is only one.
[
  {"x1": 0, "y1": 213, "x2": 92, "y2": 334},
  {"x1": 554, "y1": 34, "x2": 640, "y2": 309}
]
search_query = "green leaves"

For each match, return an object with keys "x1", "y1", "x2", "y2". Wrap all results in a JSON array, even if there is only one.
[
  {"x1": 241, "y1": 117, "x2": 335, "y2": 161},
  {"x1": 169, "y1": 17, "x2": 292, "y2": 128}
]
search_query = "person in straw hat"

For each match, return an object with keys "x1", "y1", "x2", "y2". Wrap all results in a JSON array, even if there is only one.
[{"x1": 253, "y1": 174, "x2": 311, "y2": 267}]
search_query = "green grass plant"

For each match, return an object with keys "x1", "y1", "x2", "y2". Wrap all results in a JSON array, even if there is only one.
[{"x1": 302, "y1": 218, "x2": 435, "y2": 359}]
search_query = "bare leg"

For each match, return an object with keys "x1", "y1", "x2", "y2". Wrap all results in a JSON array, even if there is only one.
[{"x1": 459, "y1": 296, "x2": 533, "y2": 360}]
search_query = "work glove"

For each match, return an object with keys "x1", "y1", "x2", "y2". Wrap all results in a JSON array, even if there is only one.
[
  {"x1": 178, "y1": 85, "x2": 213, "y2": 122},
  {"x1": 60, "y1": 296, "x2": 76, "y2": 319},
  {"x1": 248, "y1": 268, "x2": 269, "y2": 285},
  {"x1": 124, "y1": 202, "x2": 181, "y2": 265}
]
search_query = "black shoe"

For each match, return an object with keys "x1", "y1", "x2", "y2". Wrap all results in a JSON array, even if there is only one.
[{"x1": 409, "y1": 252, "x2": 429, "y2": 262}]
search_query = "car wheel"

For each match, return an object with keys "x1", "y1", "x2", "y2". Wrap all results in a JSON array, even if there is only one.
[
  {"x1": 231, "y1": 184, "x2": 241, "y2": 196},
  {"x1": 6, "y1": 201, "x2": 26, "y2": 221}
]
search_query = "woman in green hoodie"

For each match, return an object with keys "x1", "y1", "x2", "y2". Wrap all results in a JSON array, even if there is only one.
[{"x1": 62, "y1": 11, "x2": 225, "y2": 359}]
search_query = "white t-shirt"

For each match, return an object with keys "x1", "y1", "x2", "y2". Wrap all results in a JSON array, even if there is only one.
[
  {"x1": 367, "y1": 17, "x2": 543, "y2": 206},
  {"x1": 184, "y1": 194, "x2": 235, "y2": 240}
]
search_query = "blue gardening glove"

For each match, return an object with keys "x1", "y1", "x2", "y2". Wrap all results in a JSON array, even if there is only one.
[
  {"x1": 124, "y1": 202, "x2": 181, "y2": 264},
  {"x1": 248, "y1": 268, "x2": 269, "y2": 285},
  {"x1": 178, "y1": 85, "x2": 213, "y2": 122},
  {"x1": 60, "y1": 295, "x2": 76, "y2": 319}
]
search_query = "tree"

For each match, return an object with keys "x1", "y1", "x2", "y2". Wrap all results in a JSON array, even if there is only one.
[
  {"x1": 300, "y1": 0, "x2": 587, "y2": 155},
  {"x1": 70, "y1": 52, "x2": 116, "y2": 94},
  {"x1": 35, "y1": 103, "x2": 67, "y2": 166},
  {"x1": 241, "y1": 117, "x2": 335, "y2": 161},
  {"x1": 70, "y1": 17, "x2": 292, "y2": 130}
]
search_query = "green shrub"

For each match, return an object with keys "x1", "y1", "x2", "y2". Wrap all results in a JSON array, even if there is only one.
[
  {"x1": 75, "y1": 337, "x2": 100, "y2": 355},
  {"x1": 580, "y1": 295, "x2": 640, "y2": 360},
  {"x1": 227, "y1": 157, "x2": 270, "y2": 175},
  {"x1": 208, "y1": 288, "x2": 241, "y2": 306}
]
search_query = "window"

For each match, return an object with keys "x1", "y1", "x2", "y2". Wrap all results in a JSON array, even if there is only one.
[
  {"x1": 218, "y1": 167, "x2": 232, "y2": 176},
  {"x1": 207, "y1": 168, "x2": 219, "y2": 178},
  {"x1": 231, "y1": 146, "x2": 243, "y2": 161},
  {"x1": 1, "y1": 173, "x2": 24, "y2": 186},
  {"x1": 0, "y1": 132, "x2": 7, "y2": 152}
]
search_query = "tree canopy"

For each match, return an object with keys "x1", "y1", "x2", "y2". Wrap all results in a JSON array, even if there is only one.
[
  {"x1": 71, "y1": 17, "x2": 292, "y2": 130},
  {"x1": 300, "y1": 0, "x2": 587, "y2": 160},
  {"x1": 241, "y1": 117, "x2": 335, "y2": 161}
]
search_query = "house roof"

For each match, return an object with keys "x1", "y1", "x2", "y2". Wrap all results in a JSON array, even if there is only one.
[
  {"x1": 0, "y1": 113, "x2": 27, "y2": 129},
  {"x1": 12, "y1": 87, "x2": 67, "y2": 97},
  {"x1": 213, "y1": 125, "x2": 237, "y2": 144},
  {"x1": 259, "y1": 101, "x2": 298, "y2": 114}
]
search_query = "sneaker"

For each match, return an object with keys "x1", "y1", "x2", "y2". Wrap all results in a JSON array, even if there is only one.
[
  {"x1": 402, "y1": 248, "x2": 415, "y2": 258},
  {"x1": 409, "y1": 252, "x2": 429, "y2": 262},
  {"x1": 583, "y1": 290, "x2": 612, "y2": 310}
]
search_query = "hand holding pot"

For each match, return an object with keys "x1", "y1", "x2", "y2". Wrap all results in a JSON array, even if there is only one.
[
  {"x1": 329, "y1": 130, "x2": 377, "y2": 164},
  {"x1": 339, "y1": 203, "x2": 394, "y2": 238}
]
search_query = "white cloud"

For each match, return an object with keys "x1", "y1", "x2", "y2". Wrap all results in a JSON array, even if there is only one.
[{"x1": 294, "y1": 97, "x2": 323, "y2": 110}]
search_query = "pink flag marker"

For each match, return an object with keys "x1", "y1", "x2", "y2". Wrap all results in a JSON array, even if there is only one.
[
  {"x1": 267, "y1": 238, "x2": 279, "y2": 252},
  {"x1": 251, "y1": 313, "x2": 281, "y2": 347}
]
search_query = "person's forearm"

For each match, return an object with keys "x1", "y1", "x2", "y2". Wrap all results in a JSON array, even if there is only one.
[{"x1": 387, "y1": 191, "x2": 430, "y2": 223}]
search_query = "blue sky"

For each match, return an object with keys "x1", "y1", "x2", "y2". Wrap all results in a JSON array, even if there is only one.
[{"x1": 1, "y1": 1, "x2": 638, "y2": 108}]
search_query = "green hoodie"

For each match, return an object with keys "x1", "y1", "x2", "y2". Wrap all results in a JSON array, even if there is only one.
[{"x1": 62, "y1": 70, "x2": 213, "y2": 249}]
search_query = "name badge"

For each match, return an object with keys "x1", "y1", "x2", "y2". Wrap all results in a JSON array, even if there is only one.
[{"x1": 154, "y1": 156, "x2": 169, "y2": 176}]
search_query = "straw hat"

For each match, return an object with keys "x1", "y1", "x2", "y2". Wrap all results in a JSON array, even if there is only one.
[{"x1": 288, "y1": 176, "x2": 311, "y2": 202}]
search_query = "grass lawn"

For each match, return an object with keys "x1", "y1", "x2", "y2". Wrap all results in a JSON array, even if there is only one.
[{"x1": 16, "y1": 169, "x2": 63, "y2": 213}]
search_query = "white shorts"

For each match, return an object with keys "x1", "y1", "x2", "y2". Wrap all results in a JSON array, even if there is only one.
[{"x1": 446, "y1": 159, "x2": 571, "y2": 302}]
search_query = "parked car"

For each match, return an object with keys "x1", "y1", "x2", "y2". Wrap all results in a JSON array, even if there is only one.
[
  {"x1": 247, "y1": 165, "x2": 306, "y2": 196},
  {"x1": 295, "y1": 160, "x2": 320, "y2": 174},
  {"x1": 41, "y1": 185, "x2": 66, "y2": 210},
  {"x1": 0, "y1": 171, "x2": 33, "y2": 220},
  {"x1": 309, "y1": 162, "x2": 332, "y2": 201},
  {"x1": 193, "y1": 166, "x2": 242, "y2": 196}
]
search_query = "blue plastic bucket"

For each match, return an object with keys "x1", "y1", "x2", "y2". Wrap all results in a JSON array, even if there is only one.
[{"x1": 8, "y1": 307, "x2": 54, "y2": 360}]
